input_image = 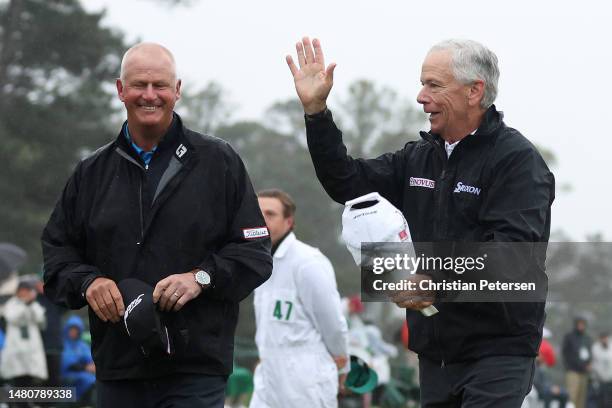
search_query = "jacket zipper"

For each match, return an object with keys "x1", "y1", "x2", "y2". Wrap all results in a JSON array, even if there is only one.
[
  {"x1": 115, "y1": 147, "x2": 146, "y2": 245},
  {"x1": 422, "y1": 133, "x2": 449, "y2": 367},
  {"x1": 138, "y1": 178, "x2": 144, "y2": 243},
  {"x1": 432, "y1": 138, "x2": 449, "y2": 240}
]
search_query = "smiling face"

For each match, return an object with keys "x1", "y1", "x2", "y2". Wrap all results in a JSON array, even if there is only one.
[
  {"x1": 116, "y1": 44, "x2": 181, "y2": 139},
  {"x1": 416, "y1": 50, "x2": 476, "y2": 141}
]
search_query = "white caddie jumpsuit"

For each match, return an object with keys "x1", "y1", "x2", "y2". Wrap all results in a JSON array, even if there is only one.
[{"x1": 250, "y1": 232, "x2": 348, "y2": 408}]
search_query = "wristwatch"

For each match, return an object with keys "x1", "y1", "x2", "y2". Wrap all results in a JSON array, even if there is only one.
[{"x1": 193, "y1": 269, "x2": 212, "y2": 289}]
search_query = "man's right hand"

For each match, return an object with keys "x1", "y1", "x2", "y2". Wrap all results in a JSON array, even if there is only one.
[
  {"x1": 85, "y1": 277, "x2": 125, "y2": 323},
  {"x1": 334, "y1": 355, "x2": 349, "y2": 395},
  {"x1": 286, "y1": 37, "x2": 336, "y2": 115}
]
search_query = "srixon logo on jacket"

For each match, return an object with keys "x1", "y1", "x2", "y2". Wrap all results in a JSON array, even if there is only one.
[{"x1": 453, "y1": 182, "x2": 481, "y2": 196}]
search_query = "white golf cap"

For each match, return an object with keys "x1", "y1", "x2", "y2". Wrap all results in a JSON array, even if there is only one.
[
  {"x1": 341, "y1": 192, "x2": 438, "y2": 317},
  {"x1": 342, "y1": 192, "x2": 411, "y2": 265}
]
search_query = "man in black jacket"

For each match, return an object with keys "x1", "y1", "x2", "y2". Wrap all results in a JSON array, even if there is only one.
[
  {"x1": 42, "y1": 43, "x2": 272, "y2": 408},
  {"x1": 562, "y1": 317, "x2": 592, "y2": 408},
  {"x1": 286, "y1": 37, "x2": 554, "y2": 407}
]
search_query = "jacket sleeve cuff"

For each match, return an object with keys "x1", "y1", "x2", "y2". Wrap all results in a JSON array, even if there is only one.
[
  {"x1": 304, "y1": 108, "x2": 331, "y2": 121},
  {"x1": 80, "y1": 273, "x2": 103, "y2": 300},
  {"x1": 305, "y1": 108, "x2": 345, "y2": 153}
]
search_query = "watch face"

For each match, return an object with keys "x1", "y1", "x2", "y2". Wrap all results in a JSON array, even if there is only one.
[{"x1": 195, "y1": 270, "x2": 211, "y2": 285}]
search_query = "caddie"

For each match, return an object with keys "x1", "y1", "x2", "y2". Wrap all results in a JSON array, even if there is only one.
[{"x1": 250, "y1": 189, "x2": 349, "y2": 408}]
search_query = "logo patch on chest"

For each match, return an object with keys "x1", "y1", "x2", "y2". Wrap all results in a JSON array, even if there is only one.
[
  {"x1": 175, "y1": 144, "x2": 187, "y2": 158},
  {"x1": 453, "y1": 182, "x2": 481, "y2": 196},
  {"x1": 409, "y1": 177, "x2": 435, "y2": 189}
]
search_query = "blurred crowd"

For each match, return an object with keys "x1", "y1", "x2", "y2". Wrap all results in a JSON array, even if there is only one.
[
  {"x1": 0, "y1": 273, "x2": 610, "y2": 408},
  {"x1": 0, "y1": 275, "x2": 95, "y2": 407},
  {"x1": 524, "y1": 317, "x2": 612, "y2": 408},
  {"x1": 227, "y1": 300, "x2": 612, "y2": 408}
]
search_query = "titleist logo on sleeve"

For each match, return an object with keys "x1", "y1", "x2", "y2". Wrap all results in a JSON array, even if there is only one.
[{"x1": 243, "y1": 227, "x2": 269, "y2": 239}]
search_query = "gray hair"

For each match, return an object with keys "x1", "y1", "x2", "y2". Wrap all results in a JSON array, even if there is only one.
[
  {"x1": 430, "y1": 39, "x2": 499, "y2": 109},
  {"x1": 119, "y1": 42, "x2": 178, "y2": 83}
]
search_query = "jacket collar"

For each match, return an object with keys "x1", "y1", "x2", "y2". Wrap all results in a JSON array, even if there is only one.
[
  {"x1": 274, "y1": 232, "x2": 296, "y2": 259},
  {"x1": 115, "y1": 113, "x2": 195, "y2": 166},
  {"x1": 118, "y1": 114, "x2": 179, "y2": 153},
  {"x1": 474, "y1": 104, "x2": 504, "y2": 137}
]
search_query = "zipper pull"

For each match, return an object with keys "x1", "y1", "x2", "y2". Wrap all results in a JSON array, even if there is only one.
[{"x1": 441, "y1": 360, "x2": 446, "y2": 368}]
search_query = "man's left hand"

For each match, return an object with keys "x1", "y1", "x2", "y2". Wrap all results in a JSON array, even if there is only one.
[
  {"x1": 389, "y1": 274, "x2": 436, "y2": 310},
  {"x1": 153, "y1": 271, "x2": 202, "y2": 312}
]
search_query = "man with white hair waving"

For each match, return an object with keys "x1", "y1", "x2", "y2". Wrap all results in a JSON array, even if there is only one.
[{"x1": 287, "y1": 38, "x2": 555, "y2": 407}]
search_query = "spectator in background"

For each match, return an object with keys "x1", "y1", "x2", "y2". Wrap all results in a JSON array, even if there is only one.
[
  {"x1": 592, "y1": 331, "x2": 612, "y2": 408},
  {"x1": 534, "y1": 342, "x2": 569, "y2": 408},
  {"x1": 539, "y1": 337, "x2": 557, "y2": 367},
  {"x1": 61, "y1": 315, "x2": 95, "y2": 405},
  {"x1": 562, "y1": 316, "x2": 592, "y2": 408},
  {"x1": 0, "y1": 280, "x2": 48, "y2": 386}
]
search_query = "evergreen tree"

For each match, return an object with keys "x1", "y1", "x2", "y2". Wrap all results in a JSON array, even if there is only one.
[{"x1": 0, "y1": 0, "x2": 126, "y2": 268}]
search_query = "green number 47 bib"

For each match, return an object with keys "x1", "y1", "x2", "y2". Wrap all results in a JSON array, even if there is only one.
[{"x1": 272, "y1": 299, "x2": 293, "y2": 321}]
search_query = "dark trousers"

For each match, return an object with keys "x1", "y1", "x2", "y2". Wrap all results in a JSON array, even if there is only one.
[
  {"x1": 96, "y1": 374, "x2": 227, "y2": 408},
  {"x1": 45, "y1": 352, "x2": 62, "y2": 387},
  {"x1": 419, "y1": 355, "x2": 535, "y2": 408}
]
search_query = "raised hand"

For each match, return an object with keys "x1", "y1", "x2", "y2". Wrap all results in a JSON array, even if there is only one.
[{"x1": 286, "y1": 37, "x2": 336, "y2": 115}]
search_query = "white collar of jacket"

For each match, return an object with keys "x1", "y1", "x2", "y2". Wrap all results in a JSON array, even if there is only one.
[{"x1": 274, "y1": 232, "x2": 296, "y2": 259}]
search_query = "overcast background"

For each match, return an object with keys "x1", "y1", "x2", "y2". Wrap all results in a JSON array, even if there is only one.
[{"x1": 85, "y1": 0, "x2": 612, "y2": 241}]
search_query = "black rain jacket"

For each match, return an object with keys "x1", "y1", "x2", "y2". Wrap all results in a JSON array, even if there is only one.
[
  {"x1": 42, "y1": 114, "x2": 272, "y2": 380},
  {"x1": 305, "y1": 105, "x2": 555, "y2": 364}
]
